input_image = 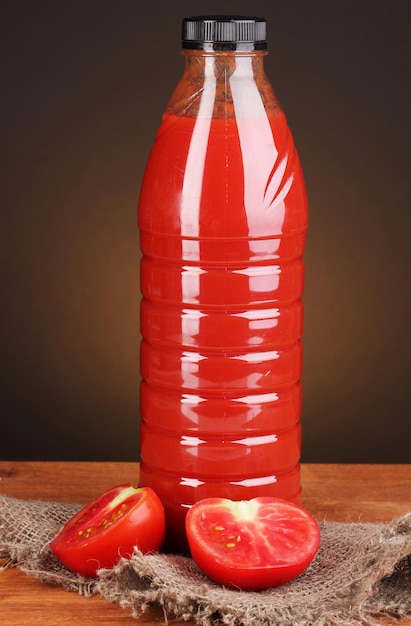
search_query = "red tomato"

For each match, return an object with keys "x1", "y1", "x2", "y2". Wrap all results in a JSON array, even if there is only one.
[
  {"x1": 50, "y1": 484, "x2": 165, "y2": 577},
  {"x1": 185, "y1": 496, "x2": 320, "y2": 590}
]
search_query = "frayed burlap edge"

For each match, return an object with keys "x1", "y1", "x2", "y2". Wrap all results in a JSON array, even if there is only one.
[
  {"x1": 1, "y1": 494, "x2": 410, "y2": 626},
  {"x1": 0, "y1": 496, "x2": 95, "y2": 596}
]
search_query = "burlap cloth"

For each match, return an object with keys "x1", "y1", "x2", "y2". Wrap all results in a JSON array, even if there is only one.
[{"x1": 0, "y1": 494, "x2": 410, "y2": 625}]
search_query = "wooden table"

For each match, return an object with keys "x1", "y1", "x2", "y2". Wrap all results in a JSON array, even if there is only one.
[{"x1": 0, "y1": 462, "x2": 410, "y2": 625}]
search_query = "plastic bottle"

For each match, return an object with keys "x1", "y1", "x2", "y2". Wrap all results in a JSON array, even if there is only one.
[{"x1": 138, "y1": 15, "x2": 308, "y2": 551}]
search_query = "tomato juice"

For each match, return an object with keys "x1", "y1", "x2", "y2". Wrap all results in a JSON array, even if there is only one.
[{"x1": 139, "y1": 99, "x2": 308, "y2": 551}]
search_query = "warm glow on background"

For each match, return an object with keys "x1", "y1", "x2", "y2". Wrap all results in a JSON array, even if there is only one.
[{"x1": 1, "y1": 0, "x2": 410, "y2": 462}]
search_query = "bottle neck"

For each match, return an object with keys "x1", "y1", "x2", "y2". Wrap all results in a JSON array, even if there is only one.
[
  {"x1": 165, "y1": 50, "x2": 280, "y2": 119},
  {"x1": 183, "y1": 47, "x2": 267, "y2": 67}
]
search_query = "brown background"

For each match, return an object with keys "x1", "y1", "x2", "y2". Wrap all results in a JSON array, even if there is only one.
[{"x1": 1, "y1": 0, "x2": 410, "y2": 462}]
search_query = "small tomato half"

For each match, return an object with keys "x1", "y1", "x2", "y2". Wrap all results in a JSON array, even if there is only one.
[
  {"x1": 50, "y1": 484, "x2": 165, "y2": 577},
  {"x1": 185, "y1": 496, "x2": 320, "y2": 590}
]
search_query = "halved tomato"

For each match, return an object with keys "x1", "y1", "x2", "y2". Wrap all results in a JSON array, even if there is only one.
[
  {"x1": 50, "y1": 484, "x2": 165, "y2": 577},
  {"x1": 185, "y1": 496, "x2": 320, "y2": 590}
]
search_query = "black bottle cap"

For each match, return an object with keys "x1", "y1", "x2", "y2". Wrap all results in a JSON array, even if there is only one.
[{"x1": 182, "y1": 15, "x2": 267, "y2": 51}]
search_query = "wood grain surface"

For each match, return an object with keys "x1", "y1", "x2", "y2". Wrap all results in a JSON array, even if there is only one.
[{"x1": 0, "y1": 462, "x2": 410, "y2": 625}]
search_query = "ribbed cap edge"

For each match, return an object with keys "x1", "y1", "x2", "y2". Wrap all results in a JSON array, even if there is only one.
[{"x1": 182, "y1": 16, "x2": 267, "y2": 50}]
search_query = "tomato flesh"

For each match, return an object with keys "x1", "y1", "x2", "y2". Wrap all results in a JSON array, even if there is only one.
[
  {"x1": 50, "y1": 484, "x2": 165, "y2": 577},
  {"x1": 185, "y1": 497, "x2": 320, "y2": 590}
]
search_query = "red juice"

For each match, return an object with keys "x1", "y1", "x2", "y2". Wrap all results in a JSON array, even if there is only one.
[{"x1": 138, "y1": 46, "x2": 308, "y2": 551}]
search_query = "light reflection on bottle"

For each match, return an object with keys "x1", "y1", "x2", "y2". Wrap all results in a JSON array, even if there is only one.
[
  {"x1": 180, "y1": 56, "x2": 216, "y2": 237},
  {"x1": 232, "y1": 434, "x2": 279, "y2": 446},
  {"x1": 232, "y1": 475, "x2": 278, "y2": 487},
  {"x1": 230, "y1": 56, "x2": 293, "y2": 237},
  {"x1": 180, "y1": 435, "x2": 207, "y2": 447},
  {"x1": 232, "y1": 351, "x2": 280, "y2": 363},
  {"x1": 180, "y1": 477, "x2": 205, "y2": 488}
]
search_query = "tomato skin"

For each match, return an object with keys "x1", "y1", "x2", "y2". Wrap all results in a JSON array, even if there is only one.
[
  {"x1": 185, "y1": 496, "x2": 320, "y2": 590},
  {"x1": 50, "y1": 484, "x2": 165, "y2": 577}
]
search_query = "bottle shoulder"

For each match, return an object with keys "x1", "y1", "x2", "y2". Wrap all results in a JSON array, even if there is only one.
[{"x1": 166, "y1": 53, "x2": 282, "y2": 119}]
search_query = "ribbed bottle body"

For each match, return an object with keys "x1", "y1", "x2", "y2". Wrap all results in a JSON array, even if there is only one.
[{"x1": 138, "y1": 53, "x2": 308, "y2": 550}]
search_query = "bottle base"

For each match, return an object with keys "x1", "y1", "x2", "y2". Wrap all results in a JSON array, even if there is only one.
[{"x1": 140, "y1": 462, "x2": 302, "y2": 554}]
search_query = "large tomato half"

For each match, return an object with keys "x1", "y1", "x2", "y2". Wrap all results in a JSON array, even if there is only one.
[
  {"x1": 186, "y1": 496, "x2": 320, "y2": 590},
  {"x1": 50, "y1": 484, "x2": 165, "y2": 577}
]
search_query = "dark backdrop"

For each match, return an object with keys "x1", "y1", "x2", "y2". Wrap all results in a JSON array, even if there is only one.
[{"x1": 1, "y1": 0, "x2": 410, "y2": 462}]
